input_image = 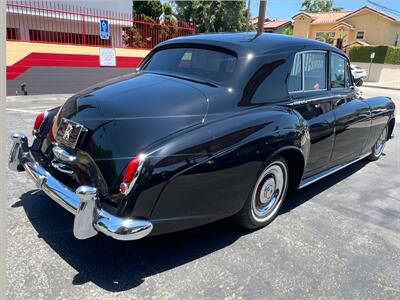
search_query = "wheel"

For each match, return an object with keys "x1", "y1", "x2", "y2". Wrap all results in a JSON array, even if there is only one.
[
  {"x1": 235, "y1": 157, "x2": 289, "y2": 229},
  {"x1": 356, "y1": 78, "x2": 363, "y2": 86},
  {"x1": 368, "y1": 126, "x2": 388, "y2": 161}
]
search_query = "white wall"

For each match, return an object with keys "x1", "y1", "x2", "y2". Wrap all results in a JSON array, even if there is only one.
[{"x1": 353, "y1": 62, "x2": 400, "y2": 82}]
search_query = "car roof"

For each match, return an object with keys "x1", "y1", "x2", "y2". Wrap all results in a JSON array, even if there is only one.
[{"x1": 157, "y1": 32, "x2": 345, "y2": 56}]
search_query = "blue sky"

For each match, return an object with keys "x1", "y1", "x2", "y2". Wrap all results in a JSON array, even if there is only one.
[
  {"x1": 28, "y1": 0, "x2": 399, "y2": 20},
  {"x1": 249, "y1": 0, "x2": 400, "y2": 19}
]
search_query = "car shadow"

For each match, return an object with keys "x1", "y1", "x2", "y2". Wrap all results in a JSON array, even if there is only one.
[{"x1": 15, "y1": 159, "x2": 368, "y2": 292}]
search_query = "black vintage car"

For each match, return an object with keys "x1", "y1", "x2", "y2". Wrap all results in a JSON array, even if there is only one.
[{"x1": 9, "y1": 33, "x2": 395, "y2": 241}]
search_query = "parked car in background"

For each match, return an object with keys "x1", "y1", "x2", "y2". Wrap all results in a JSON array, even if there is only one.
[
  {"x1": 351, "y1": 64, "x2": 367, "y2": 86},
  {"x1": 8, "y1": 33, "x2": 396, "y2": 241}
]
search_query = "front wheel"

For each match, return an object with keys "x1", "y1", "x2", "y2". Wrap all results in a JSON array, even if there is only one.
[
  {"x1": 235, "y1": 157, "x2": 289, "y2": 229},
  {"x1": 356, "y1": 78, "x2": 364, "y2": 86},
  {"x1": 368, "y1": 126, "x2": 388, "y2": 161}
]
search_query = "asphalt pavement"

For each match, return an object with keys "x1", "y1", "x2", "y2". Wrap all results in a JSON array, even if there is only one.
[{"x1": 6, "y1": 87, "x2": 400, "y2": 299}]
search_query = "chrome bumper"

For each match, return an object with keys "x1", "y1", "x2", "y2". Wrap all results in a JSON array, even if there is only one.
[{"x1": 8, "y1": 132, "x2": 153, "y2": 241}]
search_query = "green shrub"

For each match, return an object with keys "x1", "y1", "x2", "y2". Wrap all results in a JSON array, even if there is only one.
[{"x1": 349, "y1": 45, "x2": 400, "y2": 65}]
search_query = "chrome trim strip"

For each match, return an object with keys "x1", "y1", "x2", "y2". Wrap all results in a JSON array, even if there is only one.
[
  {"x1": 299, "y1": 153, "x2": 370, "y2": 189},
  {"x1": 9, "y1": 133, "x2": 153, "y2": 241},
  {"x1": 287, "y1": 94, "x2": 351, "y2": 106}
]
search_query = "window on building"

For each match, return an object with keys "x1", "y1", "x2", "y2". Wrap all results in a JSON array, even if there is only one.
[
  {"x1": 29, "y1": 29, "x2": 112, "y2": 46},
  {"x1": 6, "y1": 28, "x2": 18, "y2": 40},
  {"x1": 356, "y1": 31, "x2": 364, "y2": 39}
]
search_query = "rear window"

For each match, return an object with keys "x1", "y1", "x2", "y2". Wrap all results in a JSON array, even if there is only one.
[{"x1": 142, "y1": 47, "x2": 237, "y2": 84}]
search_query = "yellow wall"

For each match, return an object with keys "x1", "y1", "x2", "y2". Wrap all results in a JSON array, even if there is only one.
[
  {"x1": 7, "y1": 41, "x2": 150, "y2": 66},
  {"x1": 293, "y1": 15, "x2": 312, "y2": 38},
  {"x1": 344, "y1": 12, "x2": 400, "y2": 45},
  {"x1": 292, "y1": 9, "x2": 400, "y2": 47}
]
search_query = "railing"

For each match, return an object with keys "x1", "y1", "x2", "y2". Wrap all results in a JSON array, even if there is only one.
[{"x1": 6, "y1": 0, "x2": 195, "y2": 49}]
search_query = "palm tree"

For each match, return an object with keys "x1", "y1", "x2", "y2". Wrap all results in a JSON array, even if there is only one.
[{"x1": 318, "y1": 32, "x2": 335, "y2": 44}]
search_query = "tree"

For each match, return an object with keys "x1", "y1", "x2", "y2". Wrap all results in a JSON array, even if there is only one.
[
  {"x1": 282, "y1": 27, "x2": 293, "y2": 35},
  {"x1": 301, "y1": 0, "x2": 333, "y2": 12},
  {"x1": 132, "y1": 0, "x2": 163, "y2": 17},
  {"x1": 317, "y1": 32, "x2": 335, "y2": 44},
  {"x1": 175, "y1": 1, "x2": 251, "y2": 33}
]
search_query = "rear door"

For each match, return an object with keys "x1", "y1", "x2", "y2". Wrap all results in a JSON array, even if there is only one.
[
  {"x1": 288, "y1": 51, "x2": 336, "y2": 177},
  {"x1": 329, "y1": 53, "x2": 371, "y2": 164}
]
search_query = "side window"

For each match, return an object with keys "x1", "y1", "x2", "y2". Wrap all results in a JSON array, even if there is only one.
[
  {"x1": 288, "y1": 53, "x2": 302, "y2": 92},
  {"x1": 303, "y1": 52, "x2": 326, "y2": 90},
  {"x1": 330, "y1": 53, "x2": 346, "y2": 88}
]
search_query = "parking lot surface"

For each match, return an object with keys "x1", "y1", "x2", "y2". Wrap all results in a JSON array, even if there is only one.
[{"x1": 6, "y1": 88, "x2": 400, "y2": 299}]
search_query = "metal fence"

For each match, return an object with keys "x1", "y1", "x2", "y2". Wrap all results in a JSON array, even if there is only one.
[{"x1": 6, "y1": 0, "x2": 195, "y2": 49}]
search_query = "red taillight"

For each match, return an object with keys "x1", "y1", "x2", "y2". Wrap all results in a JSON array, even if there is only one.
[
  {"x1": 33, "y1": 112, "x2": 45, "y2": 131},
  {"x1": 48, "y1": 121, "x2": 55, "y2": 142},
  {"x1": 120, "y1": 154, "x2": 146, "y2": 195},
  {"x1": 123, "y1": 156, "x2": 141, "y2": 183}
]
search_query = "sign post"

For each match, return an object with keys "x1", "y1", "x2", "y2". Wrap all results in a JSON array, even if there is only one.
[
  {"x1": 367, "y1": 52, "x2": 375, "y2": 82},
  {"x1": 99, "y1": 19, "x2": 109, "y2": 40}
]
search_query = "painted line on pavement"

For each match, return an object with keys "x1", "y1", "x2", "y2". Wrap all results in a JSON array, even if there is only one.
[{"x1": 6, "y1": 108, "x2": 42, "y2": 114}]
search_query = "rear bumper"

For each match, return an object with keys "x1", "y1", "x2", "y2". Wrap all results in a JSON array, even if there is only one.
[{"x1": 8, "y1": 132, "x2": 153, "y2": 241}]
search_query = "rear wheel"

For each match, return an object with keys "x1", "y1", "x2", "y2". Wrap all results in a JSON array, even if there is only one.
[
  {"x1": 235, "y1": 157, "x2": 289, "y2": 229},
  {"x1": 368, "y1": 126, "x2": 388, "y2": 161}
]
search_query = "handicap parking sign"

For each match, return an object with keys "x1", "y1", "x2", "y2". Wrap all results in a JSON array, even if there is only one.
[{"x1": 99, "y1": 19, "x2": 109, "y2": 40}]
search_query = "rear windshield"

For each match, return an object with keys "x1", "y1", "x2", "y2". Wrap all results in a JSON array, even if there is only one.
[{"x1": 141, "y1": 47, "x2": 237, "y2": 84}]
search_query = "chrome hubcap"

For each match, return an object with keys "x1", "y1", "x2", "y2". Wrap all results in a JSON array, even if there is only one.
[
  {"x1": 251, "y1": 162, "x2": 287, "y2": 222},
  {"x1": 374, "y1": 127, "x2": 387, "y2": 156}
]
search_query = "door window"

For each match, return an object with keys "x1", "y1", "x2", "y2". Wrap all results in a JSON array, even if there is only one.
[
  {"x1": 303, "y1": 52, "x2": 326, "y2": 90},
  {"x1": 331, "y1": 53, "x2": 351, "y2": 88},
  {"x1": 288, "y1": 53, "x2": 302, "y2": 92},
  {"x1": 288, "y1": 51, "x2": 327, "y2": 92}
]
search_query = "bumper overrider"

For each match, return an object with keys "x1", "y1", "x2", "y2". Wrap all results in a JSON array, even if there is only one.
[{"x1": 8, "y1": 132, "x2": 153, "y2": 241}]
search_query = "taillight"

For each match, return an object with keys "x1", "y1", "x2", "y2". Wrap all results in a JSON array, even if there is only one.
[
  {"x1": 32, "y1": 111, "x2": 47, "y2": 136},
  {"x1": 48, "y1": 121, "x2": 55, "y2": 142},
  {"x1": 120, "y1": 154, "x2": 146, "y2": 195}
]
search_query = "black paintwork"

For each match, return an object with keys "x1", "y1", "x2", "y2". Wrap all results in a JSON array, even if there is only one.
[{"x1": 35, "y1": 33, "x2": 395, "y2": 235}]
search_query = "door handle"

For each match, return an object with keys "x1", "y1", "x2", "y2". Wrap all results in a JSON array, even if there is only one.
[{"x1": 335, "y1": 98, "x2": 346, "y2": 106}]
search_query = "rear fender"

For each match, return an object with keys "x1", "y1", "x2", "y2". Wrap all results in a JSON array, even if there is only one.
[{"x1": 123, "y1": 106, "x2": 306, "y2": 222}]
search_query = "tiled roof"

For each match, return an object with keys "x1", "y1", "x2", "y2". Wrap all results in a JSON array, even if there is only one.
[
  {"x1": 250, "y1": 18, "x2": 291, "y2": 29},
  {"x1": 264, "y1": 20, "x2": 291, "y2": 29},
  {"x1": 331, "y1": 21, "x2": 355, "y2": 30},
  {"x1": 293, "y1": 11, "x2": 351, "y2": 24},
  {"x1": 338, "y1": 6, "x2": 400, "y2": 23}
]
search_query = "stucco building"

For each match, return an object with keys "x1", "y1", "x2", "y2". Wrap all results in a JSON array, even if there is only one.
[{"x1": 292, "y1": 6, "x2": 400, "y2": 51}]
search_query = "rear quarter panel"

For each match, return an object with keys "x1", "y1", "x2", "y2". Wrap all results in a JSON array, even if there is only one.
[{"x1": 125, "y1": 106, "x2": 307, "y2": 234}]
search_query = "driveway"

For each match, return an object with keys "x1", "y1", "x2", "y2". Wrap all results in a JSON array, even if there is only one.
[{"x1": 6, "y1": 88, "x2": 400, "y2": 299}]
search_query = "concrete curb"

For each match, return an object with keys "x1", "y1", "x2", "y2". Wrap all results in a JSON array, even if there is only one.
[{"x1": 363, "y1": 84, "x2": 400, "y2": 91}]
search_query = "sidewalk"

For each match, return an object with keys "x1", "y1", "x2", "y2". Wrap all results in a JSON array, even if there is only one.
[{"x1": 363, "y1": 81, "x2": 400, "y2": 90}]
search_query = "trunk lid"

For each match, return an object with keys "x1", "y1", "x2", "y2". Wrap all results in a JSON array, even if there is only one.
[{"x1": 53, "y1": 72, "x2": 208, "y2": 189}]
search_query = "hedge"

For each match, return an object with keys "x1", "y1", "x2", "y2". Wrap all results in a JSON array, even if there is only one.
[{"x1": 349, "y1": 45, "x2": 400, "y2": 65}]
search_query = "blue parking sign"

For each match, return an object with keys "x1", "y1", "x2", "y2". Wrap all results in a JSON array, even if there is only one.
[{"x1": 99, "y1": 19, "x2": 109, "y2": 40}]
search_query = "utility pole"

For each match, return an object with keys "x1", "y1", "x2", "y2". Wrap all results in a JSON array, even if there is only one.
[
  {"x1": 246, "y1": 0, "x2": 251, "y2": 31},
  {"x1": 257, "y1": 0, "x2": 266, "y2": 35}
]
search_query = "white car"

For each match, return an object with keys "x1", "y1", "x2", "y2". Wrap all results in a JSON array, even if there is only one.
[{"x1": 351, "y1": 65, "x2": 367, "y2": 86}]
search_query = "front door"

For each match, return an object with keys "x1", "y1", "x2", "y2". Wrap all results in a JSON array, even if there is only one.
[{"x1": 330, "y1": 53, "x2": 371, "y2": 164}]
